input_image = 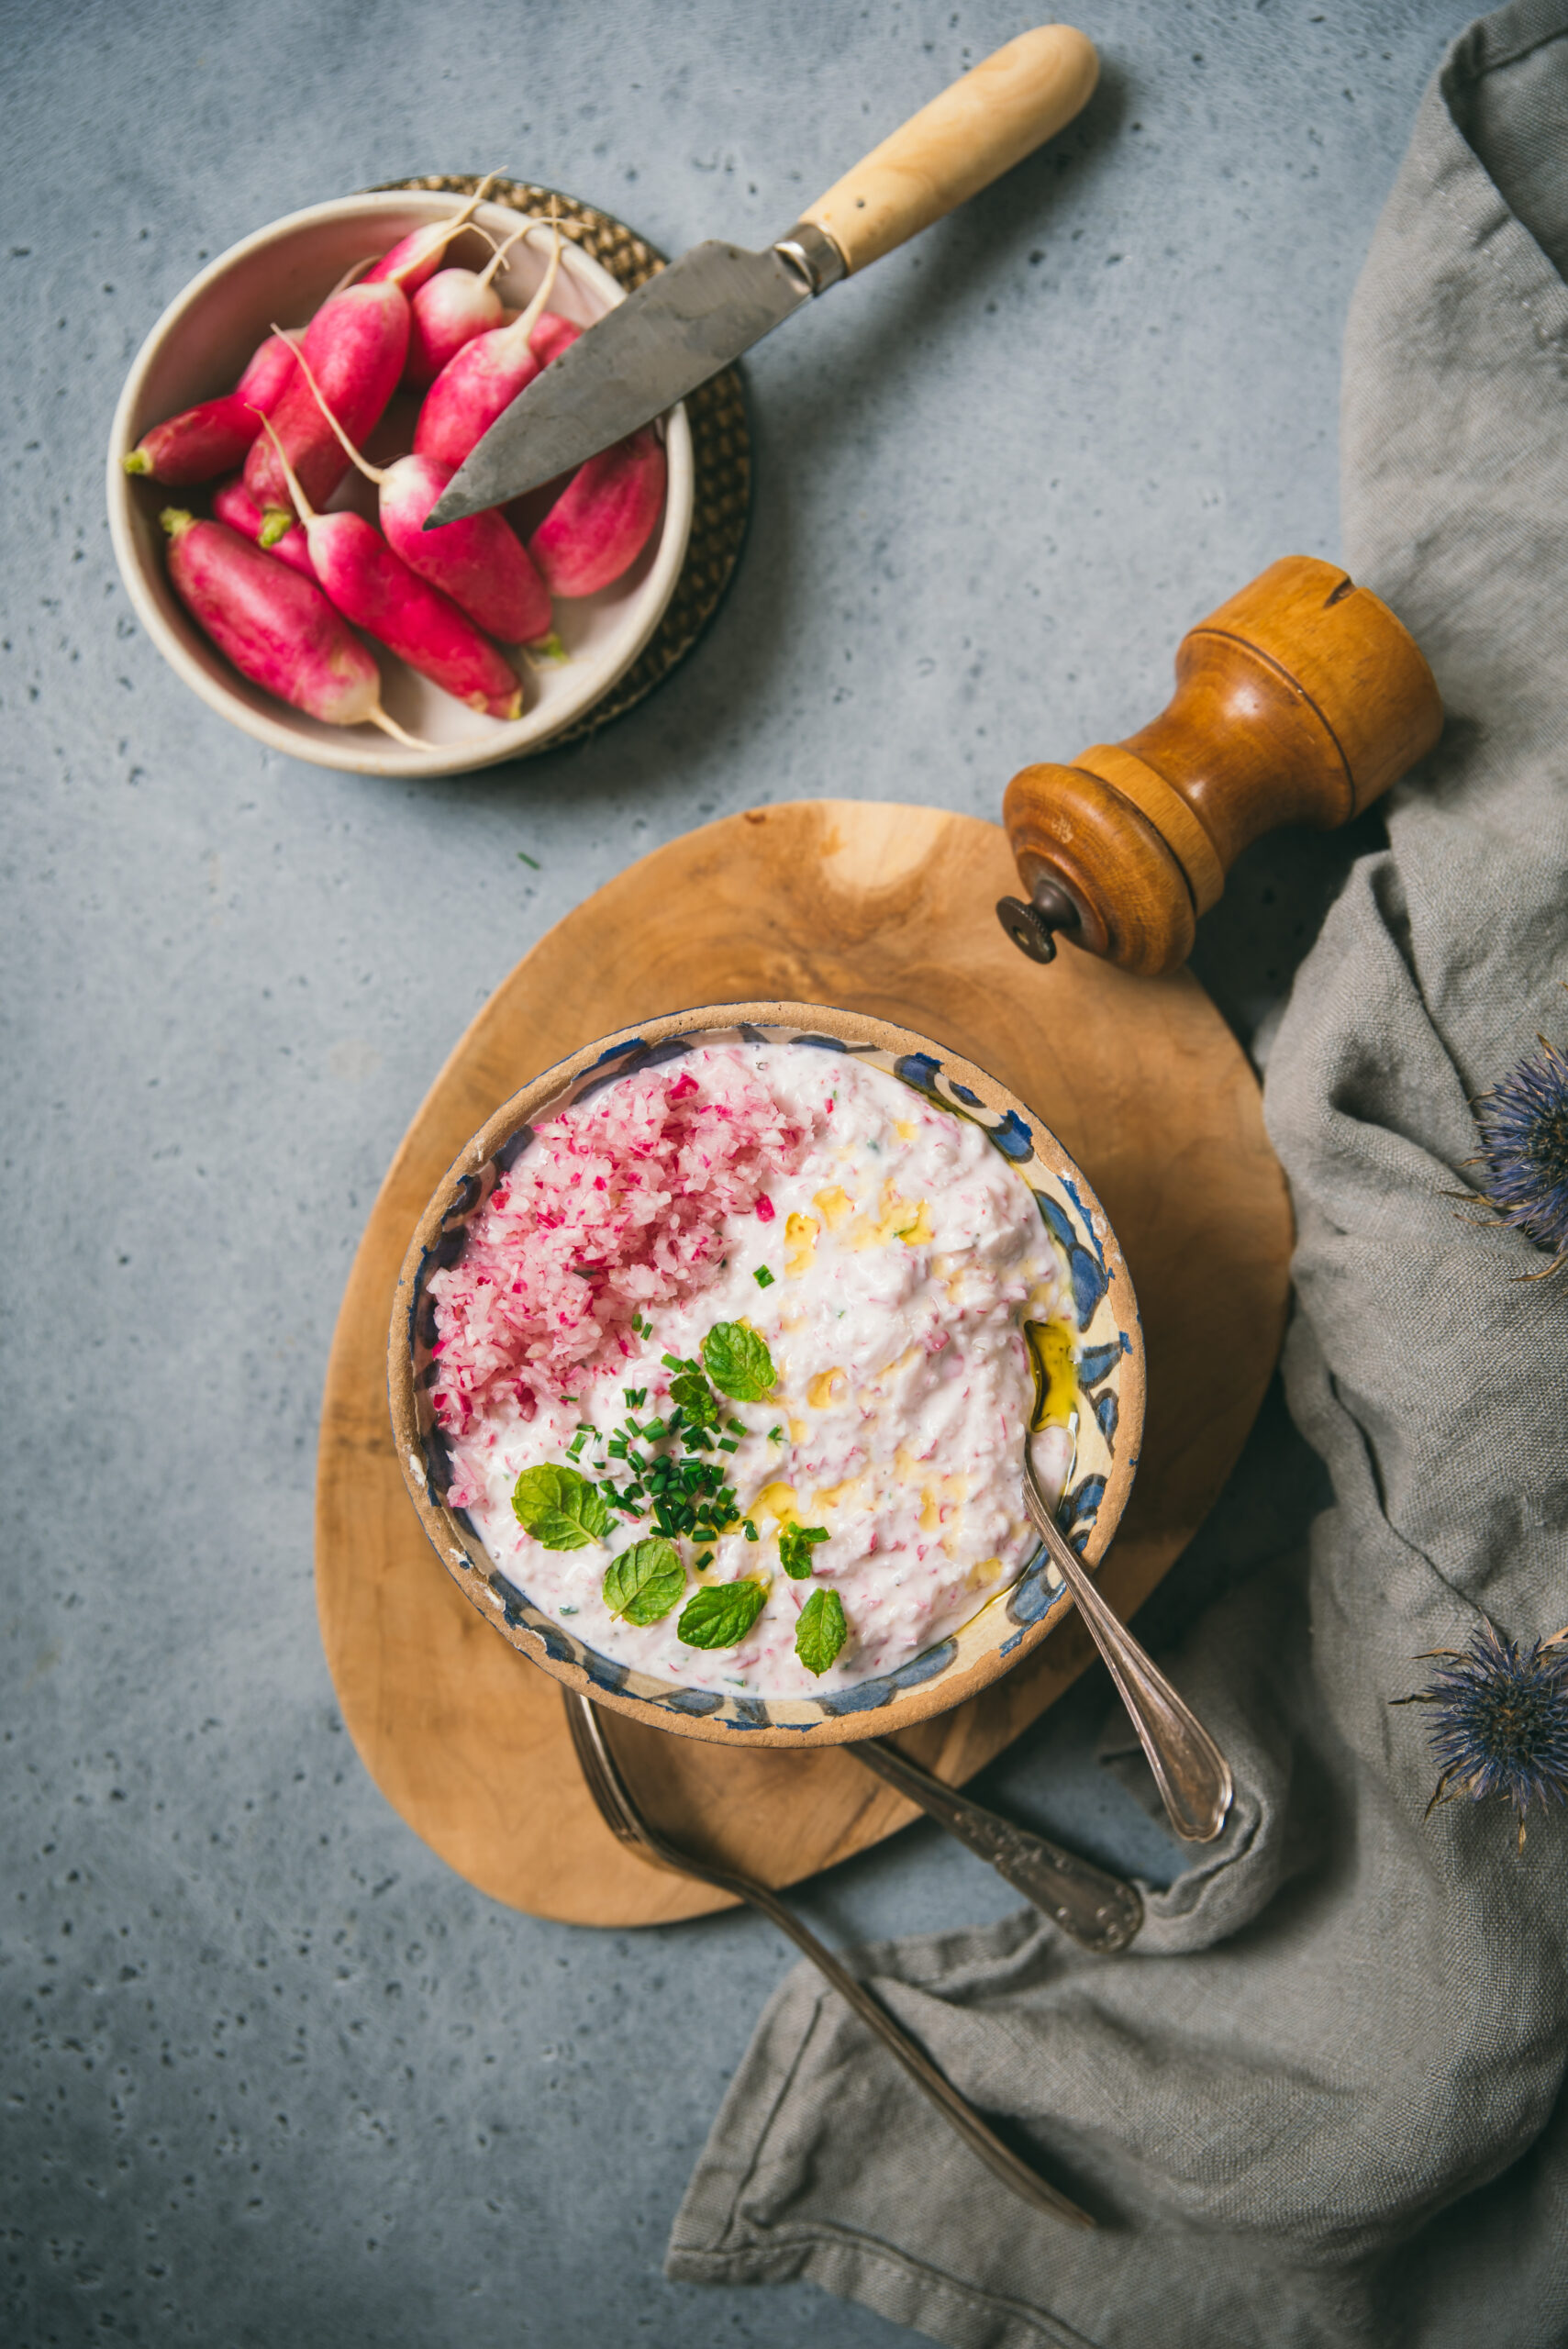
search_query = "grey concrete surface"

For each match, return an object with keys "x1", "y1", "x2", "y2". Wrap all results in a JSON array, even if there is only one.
[{"x1": 3, "y1": 1, "x2": 1458, "y2": 2341}]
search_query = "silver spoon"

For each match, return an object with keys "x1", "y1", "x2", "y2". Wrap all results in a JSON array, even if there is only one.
[
  {"x1": 1024, "y1": 1447, "x2": 1233, "y2": 1844},
  {"x1": 563, "y1": 1687, "x2": 1094, "y2": 2230},
  {"x1": 851, "y1": 1735, "x2": 1141, "y2": 1953}
]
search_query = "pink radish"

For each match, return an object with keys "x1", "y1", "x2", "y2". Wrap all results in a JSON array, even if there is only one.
[
  {"x1": 406, "y1": 219, "x2": 532, "y2": 390},
  {"x1": 242, "y1": 282, "x2": 410, "y2": 527},
  {"x1": 253, "y1": 414, "x2": 523, "y2": 718},
  {"x1": 414, "y1": 218, "x2": 564, "y2": 470},
  {"x1": 126, "y1": 393, "x2": 270, "y2": 486},
  {"x1": 363, "y1": 177, "x2": 497, "y2": 294},
  {"x1": 235, "y1": 331, "x2": 300, "y2": 411},
  {"x1": 123, "y1": 331, "x2": 298, "y2": 485},
  {"x1": 528, "y1": 313, "x2": 582, "y2": 368},
  {"x1": 282, "y1": 328, "x2": 551, "y2": 642},
  {"x1": 160, "y1": 508, "x2": 425, "y2": 742},
  {"x1": 528, "y1": 428, "x2": 667, "y2": 597},
  {"x1": 211, "y1": 475, "x2": 318, "y2": 582}
]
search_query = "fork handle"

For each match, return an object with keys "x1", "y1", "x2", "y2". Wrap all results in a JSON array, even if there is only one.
[
  {"x1": 852, "y1": 1736, "x2": 1142, "y2": 1953},
  {"x1": 567, "y1": 1691, "x2": 1090, "y2": 2227},
  {"x1": 732, "y1": 1869, "x2": 1093, "y2": 2228}
]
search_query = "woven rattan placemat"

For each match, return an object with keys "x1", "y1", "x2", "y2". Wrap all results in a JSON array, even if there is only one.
[{"x1": 378, "y1": 173, "x2": 751, "y2": 751}]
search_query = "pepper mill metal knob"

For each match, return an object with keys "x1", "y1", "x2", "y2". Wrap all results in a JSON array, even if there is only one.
[{"x1": 998, "y1": 555, "x2": 1443, "y2": 977}]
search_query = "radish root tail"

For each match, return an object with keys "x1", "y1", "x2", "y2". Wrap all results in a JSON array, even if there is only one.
[
  {"x1": 328, "y1": 255, "x2": 374, "y2": 298},
  {"x1": 366, "y1": 704, "x2": 441, "y2": 749},
  {"x1": 513, "y1": 202, "x2": 564, "y2": 349},
  {"x1": 477, "y1": 219, "x2": 530, "y2": 292},
  {"x1": 269, "y1": 323, "x2": 388, "y2": 488},
  {"x1": 384, "y1": 173, "x2": 503, "y2": 286},
  {"x1": 251, "y1": 407, "x2": 319, "y2": 526}
]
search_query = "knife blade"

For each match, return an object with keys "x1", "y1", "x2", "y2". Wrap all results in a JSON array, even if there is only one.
[
  {"x1": 426, "y1": 23, "x2": 1098, "y2": 526},
  {"x1": 428, "y1": 237, "x2": 821, "y2": 521}
]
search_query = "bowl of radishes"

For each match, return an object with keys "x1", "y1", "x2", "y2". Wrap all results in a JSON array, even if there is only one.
[{"x1": 108, "y1": 187, "x2": 695, "y2": 775}]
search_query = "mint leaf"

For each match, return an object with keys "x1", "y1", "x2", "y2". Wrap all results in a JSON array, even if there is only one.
[
  {"x1": 668, "y1": 1367, "x2": 718, "y2": 1431},
  {"x1": 778, "y1": 1523, "x2": 828, "y2": 1580},
  {"x1": 511, "y1": 1463, "x2": 612, "y2": 1549},
  {"x1": 795, "y1": 1587, "x2": 848, "y2": 1676},
  {"x1": 702, "y1": 1321, "x2": 776, "y2": 1402},
  {"x1": 677, "y1": 1578, "x2": 768, "y2": 1650},
  {"x1": 603, "y1": 1537, "x2": 684, "y2": 1626}
]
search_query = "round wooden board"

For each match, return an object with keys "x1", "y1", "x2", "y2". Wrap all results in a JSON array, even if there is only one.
[{"x1": 315, "y1": 802, "x2": 1291, "y2": 1925}]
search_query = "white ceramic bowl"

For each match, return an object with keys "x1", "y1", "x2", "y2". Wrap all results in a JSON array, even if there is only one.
[{"x1": 106, "y1": 191, "x2": 695, "y2": 777}]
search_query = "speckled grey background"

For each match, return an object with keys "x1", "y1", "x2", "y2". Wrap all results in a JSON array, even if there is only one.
[{"x1": 3, "y1": 2, "x2": 1460, "y2": 2341}]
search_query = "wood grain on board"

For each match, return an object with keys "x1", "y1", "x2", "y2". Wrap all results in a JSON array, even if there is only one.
[{"x1": 315, "y1": 802, "x2": 1291, "y2": 1925}]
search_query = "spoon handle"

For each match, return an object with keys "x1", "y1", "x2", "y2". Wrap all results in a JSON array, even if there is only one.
[
  {"x1": 852, "y1": 1736, "x2": 1142, "y2": 1953},
  {"x1": 1025, "y1": 1480, "x2": 1233, "y2": 1844}
]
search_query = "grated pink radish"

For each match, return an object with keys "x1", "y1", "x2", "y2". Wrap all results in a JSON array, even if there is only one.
[{"x1": 427, "y1": 1051, "x2": 807, "y2": 1432}]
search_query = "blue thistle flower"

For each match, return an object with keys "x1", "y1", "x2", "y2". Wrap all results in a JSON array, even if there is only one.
[
  {"x1": 1466, "y1": 1028, "x2": 1568, "y2": 1276},
  {"x1": 1393, "y1": 1620, "x2": 1568, "y2": 1852}
]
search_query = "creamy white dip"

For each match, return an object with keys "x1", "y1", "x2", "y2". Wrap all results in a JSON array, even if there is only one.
[{"x1": 442, "y1": 1043, "x2": 1074, "y2": 1698}]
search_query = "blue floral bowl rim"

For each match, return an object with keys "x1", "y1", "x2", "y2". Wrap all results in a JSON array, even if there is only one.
[{"x1": 386, "y1": 999, "x2": 1146, "y2": 1751}]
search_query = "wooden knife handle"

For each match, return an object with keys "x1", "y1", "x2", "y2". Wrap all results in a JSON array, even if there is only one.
[{"x1": 800, "y1": 26, "x2": 1099, "y2": 275}]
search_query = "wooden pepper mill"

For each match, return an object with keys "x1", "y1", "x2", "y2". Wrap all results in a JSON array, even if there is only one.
[{"x1": 998, "y1": 555, "x2": 1442, "y2": 977}]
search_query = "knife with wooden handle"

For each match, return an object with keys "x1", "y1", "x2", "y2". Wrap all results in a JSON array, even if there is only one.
[{"x1": 428, "y1": 25, "x2": 1098, "y2": 523}]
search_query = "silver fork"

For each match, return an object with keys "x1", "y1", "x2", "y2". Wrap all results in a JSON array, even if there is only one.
[
  {"x1": 851, "y1": 1735, "x2": 1142, "y2": 1953},
  {"x1": 562, "y1": 1688, "x2": 1094, "y2": 2230}
]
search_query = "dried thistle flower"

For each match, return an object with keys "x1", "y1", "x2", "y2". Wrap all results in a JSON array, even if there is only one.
[
  {"x1": 1393, "y1": 1620, "x2": 1568, "y2": 1852},
  {"x1": 1462, "y1": 1026, "x2": 1568, "y2": 1276}
]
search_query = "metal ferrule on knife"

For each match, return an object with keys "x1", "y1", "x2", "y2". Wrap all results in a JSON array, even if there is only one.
[{"x1": 771, "y1": 220, "x2": 849, "y2": 296}]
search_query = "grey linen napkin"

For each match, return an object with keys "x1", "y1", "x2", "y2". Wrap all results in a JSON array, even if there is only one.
[{"x1": 666, "y1": 7, "x2": 1568, "y2": 2343}]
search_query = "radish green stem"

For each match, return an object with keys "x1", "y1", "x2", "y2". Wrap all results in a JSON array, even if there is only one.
[{"x1": 521, "y1": 631, "x2": 568, "y2": 667}]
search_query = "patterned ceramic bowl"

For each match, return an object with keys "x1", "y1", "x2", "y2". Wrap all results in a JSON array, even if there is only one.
[
  {"x1": 106, "y1": 191, "x2": 694, "y2": 778},
  {"x1": 388, "y1": 1002, "x2": 1144, "y2": 1748}
]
